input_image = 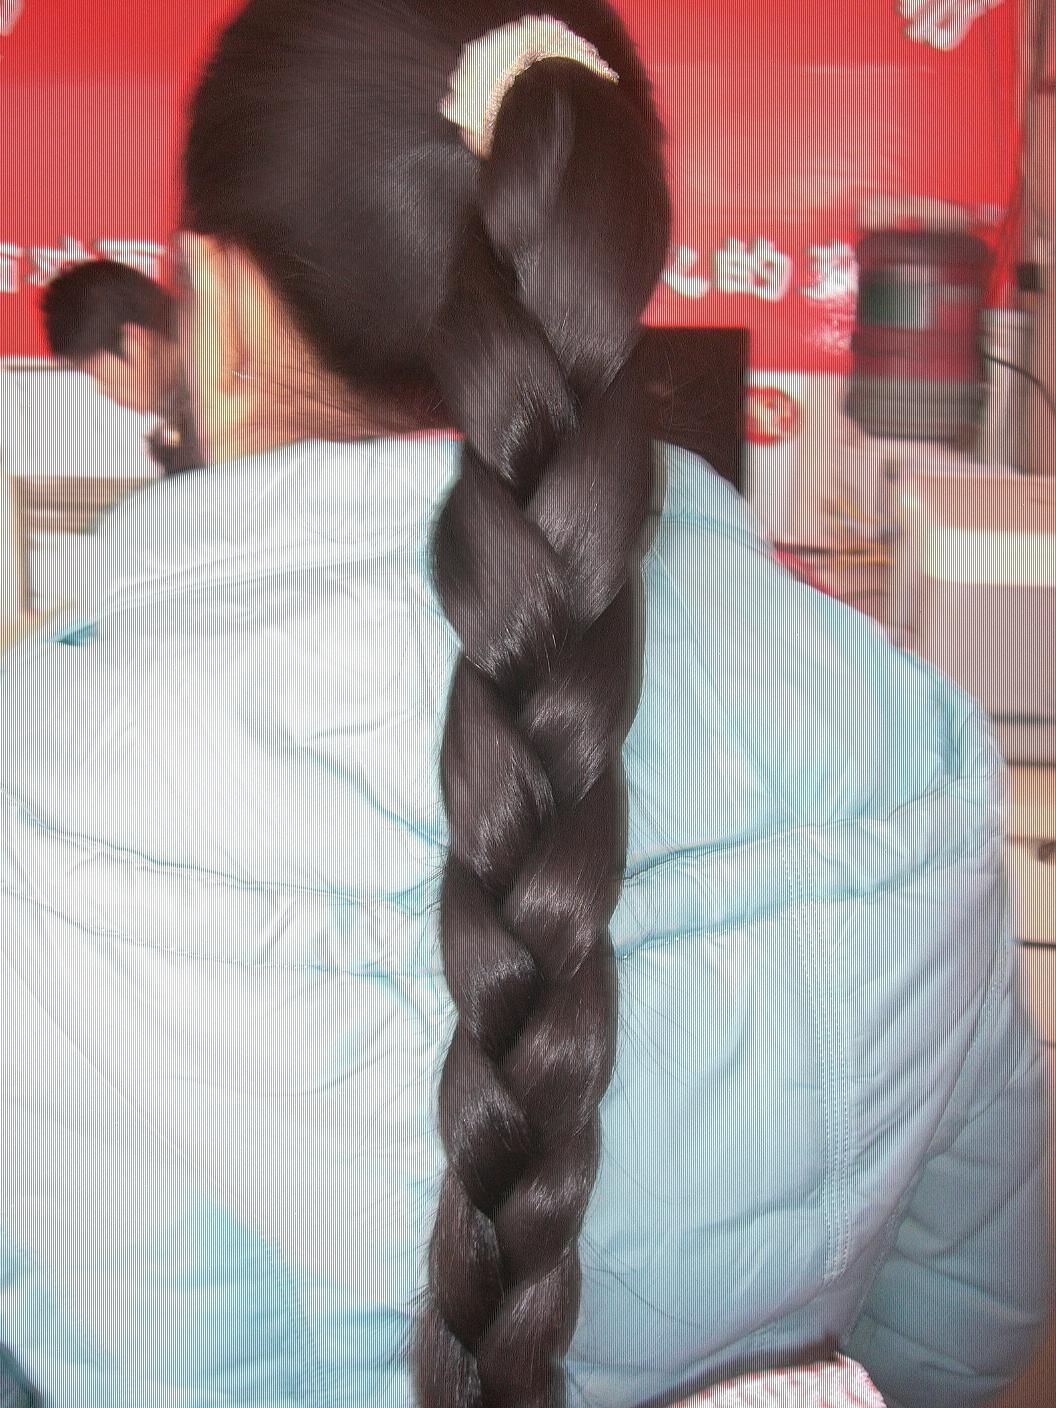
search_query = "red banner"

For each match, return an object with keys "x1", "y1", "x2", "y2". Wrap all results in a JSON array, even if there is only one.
[{"x1": 0, "y1": 0, "x2": 1023, "y2": 369}]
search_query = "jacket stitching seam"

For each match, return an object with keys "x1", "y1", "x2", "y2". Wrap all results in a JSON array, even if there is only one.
[
  {"x1": 788, "y1": 842, "x2": 845, "y2": 1286},
  {"x1": 1, "y1": 783, "x2": 981, "y2": 905}
]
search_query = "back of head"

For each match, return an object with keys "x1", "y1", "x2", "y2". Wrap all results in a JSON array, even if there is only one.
[
  {"x1": 39, "y1": 258, "x2": 173, "y2": 364},
  {"x1": 182, "y1": 3, "x2": 672, "y2": 1404}
]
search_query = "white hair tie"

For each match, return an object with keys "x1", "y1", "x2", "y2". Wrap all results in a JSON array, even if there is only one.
[{"x1": 440, "y1": 14, "x2": 619, "y2": 159}]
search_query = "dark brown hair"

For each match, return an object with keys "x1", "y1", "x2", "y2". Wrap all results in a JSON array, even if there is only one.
[
  {"x1": 39, "y1": 258, "x2": 174, "y2": 363},
  {"x1": 181, "y1": 3, "x2": 671, "y2": 1403}
]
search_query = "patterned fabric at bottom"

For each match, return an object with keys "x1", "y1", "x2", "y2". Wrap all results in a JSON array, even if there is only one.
[{"x1": 681, "y1": 1356, "x2": 884, "y2": 1407}]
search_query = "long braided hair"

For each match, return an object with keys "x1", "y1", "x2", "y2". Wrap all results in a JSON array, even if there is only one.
[{"x1": 181, "y1": 3, "x2": 671, "y2": 1403}]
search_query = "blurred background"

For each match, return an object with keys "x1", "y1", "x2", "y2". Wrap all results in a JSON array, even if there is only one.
[{"x1": 0, "y1": 0, "x2": 1039, "y2": 543}]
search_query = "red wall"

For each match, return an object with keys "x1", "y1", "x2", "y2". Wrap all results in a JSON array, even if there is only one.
[{"x1": 0, "y1": 0, "x2": 1023, "y2": 369}]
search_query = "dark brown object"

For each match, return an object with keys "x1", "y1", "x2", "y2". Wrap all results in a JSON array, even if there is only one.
[{"x1": 636, "y1": 325, "x2": 749, "y2": 493}]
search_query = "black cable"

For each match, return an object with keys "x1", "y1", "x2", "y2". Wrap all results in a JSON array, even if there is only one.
[
  {"x1": 982, "y1": 349, "x2": 1056, "y2": 428},
  {"x1": 981, "y1": 0, "x2": 1023, "y2": 303}
]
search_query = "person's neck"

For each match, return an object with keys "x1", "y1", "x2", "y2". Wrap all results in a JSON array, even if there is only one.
[{"x1": 210, "y1": 393, "x2": 447, "y2": 464}]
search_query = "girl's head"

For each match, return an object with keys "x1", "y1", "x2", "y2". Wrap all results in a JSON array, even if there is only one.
[
  {"x1": 181, "y1": 2, "x2": 670, "y2": 1403},
  {"x1": 179, "y1": 0, "x2": 668, "y2": 462}
]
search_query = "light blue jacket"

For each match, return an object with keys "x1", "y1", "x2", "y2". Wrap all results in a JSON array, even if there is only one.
[{"x1": 1, "y1": 437, "x2": 1051, "y2": 1407}]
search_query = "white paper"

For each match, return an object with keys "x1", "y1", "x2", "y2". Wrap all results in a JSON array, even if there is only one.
[{"x1": 0, "y1": 364, "x2": 159, "y2": 481}]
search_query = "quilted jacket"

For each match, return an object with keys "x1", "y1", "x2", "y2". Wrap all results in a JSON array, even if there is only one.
[{"x1": 1, "y1": 436, "x2": 1051, "y2": 1407}]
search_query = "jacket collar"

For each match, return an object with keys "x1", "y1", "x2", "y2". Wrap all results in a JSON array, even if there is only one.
[{"x1": 86, "y1": 434, "x2": 462, "y2": 612}]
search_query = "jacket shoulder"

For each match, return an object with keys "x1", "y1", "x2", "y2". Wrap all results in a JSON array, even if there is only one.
[{"x1": 629, "y1": 445, "x2": 1003, "y2": 869}]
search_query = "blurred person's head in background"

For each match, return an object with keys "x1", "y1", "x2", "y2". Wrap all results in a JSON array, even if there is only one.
[
  {"x1": 40, "y1": 258, "x2": 178, "y2": 416},
  {"x1": 177, "y1": 1, "x2": 669, "y2": 1402}
]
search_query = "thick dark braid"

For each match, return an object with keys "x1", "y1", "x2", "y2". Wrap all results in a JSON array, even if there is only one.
[
  {"x1": 178, "y1": 1, "x2": 669, "y2": 1401},
  {"x1": 416, "y1": 58, "x2": 671, "y2": 1408}
]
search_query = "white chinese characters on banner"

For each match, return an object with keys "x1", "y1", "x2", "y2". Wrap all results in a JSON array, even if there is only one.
[
  {"x1": 0, "y1": 0, "x2": 24, "y2": 40},
  {"x1": 713, "y1": 238, "x2": 793, "y2": 302},
  {"x1": 801, "y1": 241, "x2": 858, "y2": 301},
  {"x1": 663, "y1": 237, "x2": 801, "y2": 304},
  {"x1": 0, "y1": 243, "x2": 21, "y2": 294},
  {"x1": 94, "y1": 239, "x2": 166, "y2": 281},
  {"x1": 662, "y1": 244, "x2": 710, "y2": 299},
  {"x1": 898, "y1": 0, "x2": 1006, "y2": 52},
  {"x1": 0, "y1": 236, "x2": 167, "y2": 294},
  {"x1": 25, "y1": 236, "x2": 91, "y2": 288}
]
